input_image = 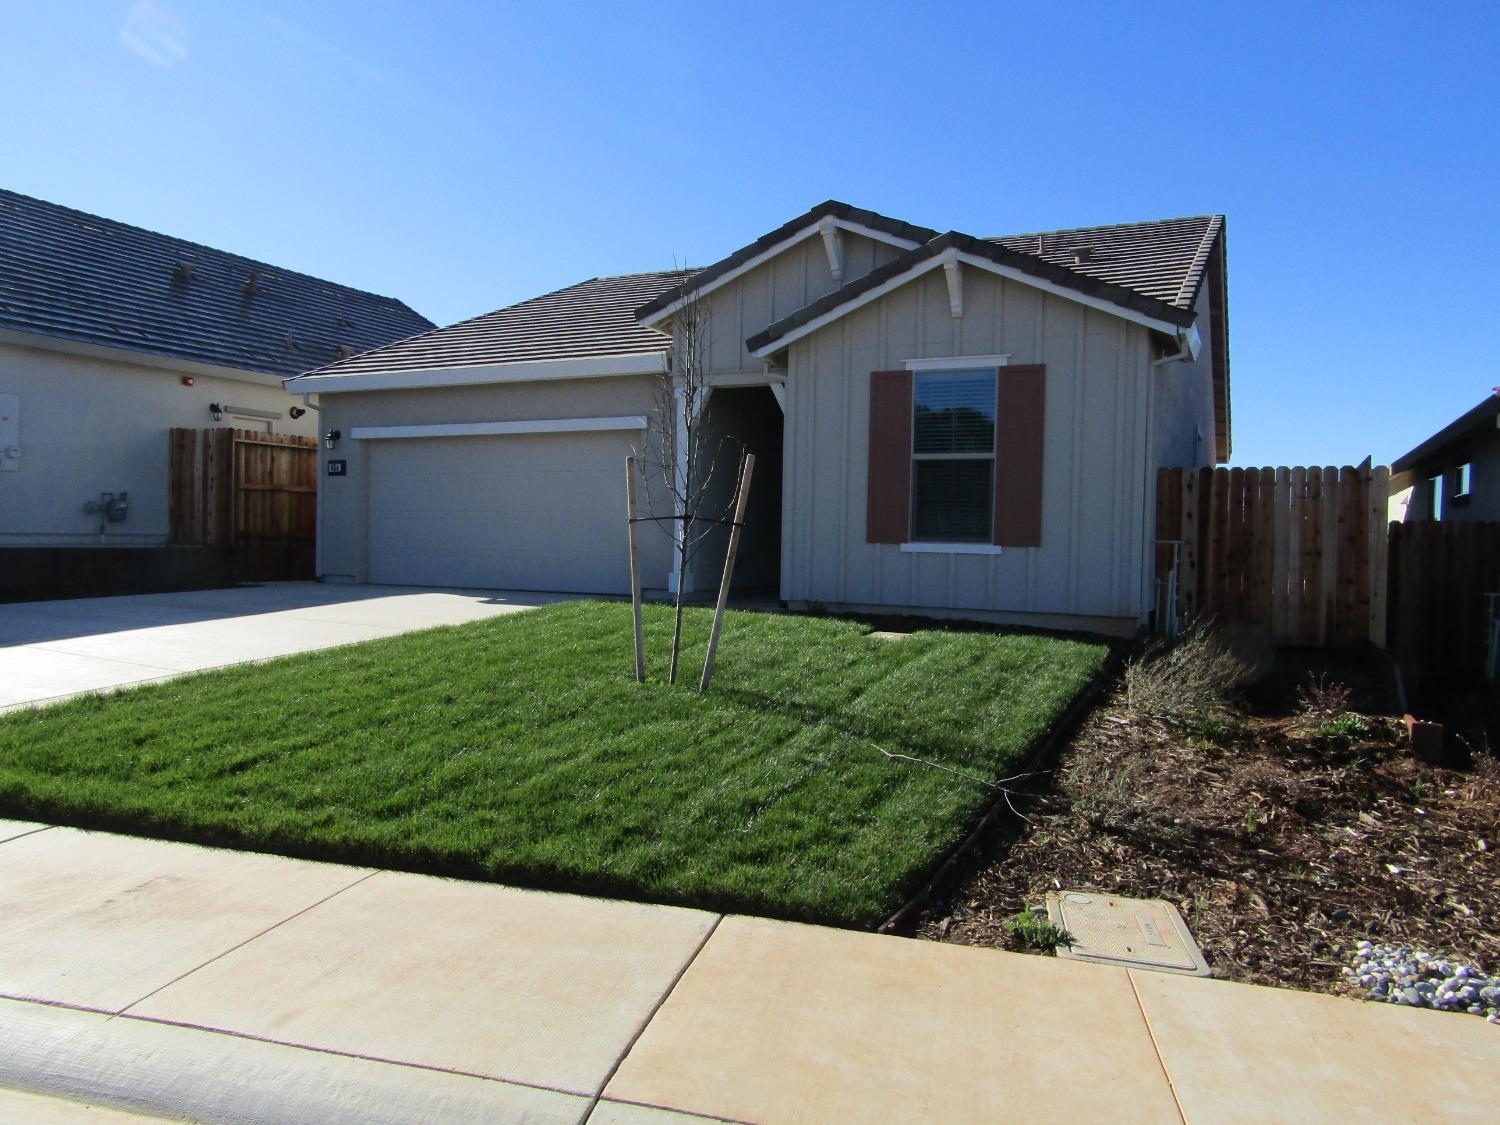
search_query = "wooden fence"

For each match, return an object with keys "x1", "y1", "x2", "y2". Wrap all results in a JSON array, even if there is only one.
[
  {"x1": 169, "y1": 428, "x2": 317, "y2": 580},
  {"x1": 1155, "y1": 466, "x2": 1389, "y2": 646},
  {"x1": 1387, "y1": 521, "x2": 1500, "y2": 678}
]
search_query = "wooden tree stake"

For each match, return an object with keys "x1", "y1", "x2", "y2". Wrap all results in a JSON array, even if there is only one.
[
  {"x1": 625, "y1": 456, "x2": 645, "y2": 682},
  {"x1": 700, "y1": 452, "x2": 755, "y2": 693}
]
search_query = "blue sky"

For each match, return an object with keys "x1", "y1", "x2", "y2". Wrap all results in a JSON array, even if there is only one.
[{"x1": 2, "y1": 1, "x2": 1495, "y2": 466}]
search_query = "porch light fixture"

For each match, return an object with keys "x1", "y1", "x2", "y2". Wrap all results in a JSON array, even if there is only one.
[
  {"x1": 324, "y1": 428, "x2": 341, "y2": 450},
  {"x1": 209, "y1": 402, "x2": 224, "y2": 422}
]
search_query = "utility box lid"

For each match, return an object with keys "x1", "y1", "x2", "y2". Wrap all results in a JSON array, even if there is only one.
[{"x1": 1047, "y1": 891, "x2": 1211, "y2": 976}]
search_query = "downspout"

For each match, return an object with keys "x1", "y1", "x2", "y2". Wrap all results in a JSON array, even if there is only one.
[{"x1": 1141, "y1": 349, "x2": 1158, "y2": 630}]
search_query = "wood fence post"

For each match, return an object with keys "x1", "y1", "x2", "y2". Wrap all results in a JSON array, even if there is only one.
[
  {"x1": 700, "y1": 453, "x2": 755, "y2": 693},
  {"x1": 625, "y1": 456, "x2": 645, "y2": 683}
]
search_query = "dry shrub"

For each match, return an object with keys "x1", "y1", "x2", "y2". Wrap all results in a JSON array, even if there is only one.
[{"x1": 1124, "y1": 620, "x2": 1246, "y2": 727}]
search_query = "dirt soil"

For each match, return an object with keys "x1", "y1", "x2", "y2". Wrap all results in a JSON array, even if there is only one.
[{"x1": 915, "y1": 649, "x2": 1500, "y2": 998}]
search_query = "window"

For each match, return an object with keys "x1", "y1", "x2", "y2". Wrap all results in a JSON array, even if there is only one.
[
  {"x1": 1429, "y1": 474, "x2": 1444, "y2": 521},
  {"x1": 1455, "y1": 462, "x2": 1472, "y2": 499},
  {"x1": 911, "y1": 370, "x2": 996, "y2": 542}
]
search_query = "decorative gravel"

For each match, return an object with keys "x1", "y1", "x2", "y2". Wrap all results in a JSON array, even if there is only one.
[{"x1": 1345, "y1": 942, "x2": 1500, "y2": 1023}]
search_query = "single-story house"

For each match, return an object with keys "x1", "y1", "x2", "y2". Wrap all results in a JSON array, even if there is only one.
[
  {"x1": 288, "y1": 200, "x2": 1229, "y2": 637},
  {"x1": 0, "y1": 188, "x2": 432, "y2": 588},
  {"x1": 1389, "y1": 392, "x2": 1500, "y2": 522}
]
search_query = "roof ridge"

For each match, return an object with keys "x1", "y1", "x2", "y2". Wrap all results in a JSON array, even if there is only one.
[
  {"x1": 986, "y1": 214, "x2": 1222, "y2": 242},
  {"x1": 0, "y1": 187, "x2": 419, "y2": 311}
]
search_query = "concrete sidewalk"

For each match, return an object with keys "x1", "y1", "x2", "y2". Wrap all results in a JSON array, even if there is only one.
[
  {"x1": 0, "y1": 821, "x2": 1493, "y2": 1123},
  {"x1": 0, "y1": 583, "x2": 571, "y2": 710}
]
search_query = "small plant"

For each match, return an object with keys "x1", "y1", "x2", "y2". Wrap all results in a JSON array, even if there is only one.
[
  {"x1": 1006, "y1": 909, "x2": 1073, "y2": 950},
  {"x1": 1296, "y1": 673, "x2": 1370, "y2": 741},
  {"x1": 1124, "y1": 620, "x2": 1245, "y2": 727},
  {"x1": 1314, "y1": 713, "x2": 1372, "y2": 743},
  {"x1": 1298, "y1": 672, "x2": 1353, "y2": 722}
]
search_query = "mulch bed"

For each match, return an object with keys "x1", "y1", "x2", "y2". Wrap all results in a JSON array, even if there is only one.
[{"x1": 913, "y1": 648, "x2": 1500, "y2": 998}]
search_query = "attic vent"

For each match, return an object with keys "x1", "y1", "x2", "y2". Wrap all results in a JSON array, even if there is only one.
[
  {"x1": 172, "y1": 261, "x2": 196, "y2": 285},
  {"x1": 335, "y1": 344, "x2": 356, "y2": 359},
  {"x1": 335, "y1": 312, "x2": 352, "y2": 327},
  {"x1": 1036, "y1": 236, "x2": 1044, "y2": 254},
  {"x1": 244, "y1": 270, "x2": 261, "y2": 297},
  {"x1": 284, "y1": 331, "x2": 296, "y2": 351},
  {"x1": 1074, "y1": 247, "x2": 1094, "y2": 265}
]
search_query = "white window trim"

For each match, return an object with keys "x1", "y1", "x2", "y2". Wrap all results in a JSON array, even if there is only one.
[
  {"x1": 904, "y1": 355, "x2": 1012, "y2": 372},
  {"x1": 907, "y1": 366, "x2": 999, "y2": 548},
  {"x1": 350, "y1": 416, "x2": 647, "y2": 440},
  {"x1": 900, "y1": 541, "x2": 1004, "y2": 555}
]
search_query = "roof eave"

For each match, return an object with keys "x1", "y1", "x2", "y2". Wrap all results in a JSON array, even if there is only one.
[
  {"x1": 633, "y1": 200, "x2": 938, "y2": 327},
  {"x1": 748, "y1": 231, "x2": 1196, "y2": 358},
  {"x1": 1392, "y1": 395, "x2": 1500, "y2": 472}
]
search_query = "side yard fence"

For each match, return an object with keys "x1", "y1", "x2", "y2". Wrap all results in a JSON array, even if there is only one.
[
  {"x1": 1156, "y1": 465, "x2": 1500, "y2": 679},
  {"x1": 168, "y1": 428, "x2": 317, "y2": 581},
  {"x1": 1155, "y1": 466, "x2": 1389, "y2": 647},
  {"x1": 1387, "y1": 521, "x2": 1500, "y2": 679}
]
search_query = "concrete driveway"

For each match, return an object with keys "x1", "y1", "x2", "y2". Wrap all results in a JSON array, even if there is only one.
[{"x1": 0, "y1": 583, "x2": 573, "y2": 710}]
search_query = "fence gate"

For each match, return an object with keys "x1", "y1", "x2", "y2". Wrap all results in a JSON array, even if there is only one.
[
  {"x1": 1155, "y1": 466, "x2": 1389, "y2": 646},
  {"x1": 169, "y1": 428, "x2": 317, "y2": 580}
]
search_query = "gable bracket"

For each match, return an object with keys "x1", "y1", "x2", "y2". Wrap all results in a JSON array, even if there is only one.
[
  {"x1": 941, "y1": 250, "x2": 963, "y2": 318},
  {"x1": 817, "y1": 217, "x2": 845, "y2": 281}
]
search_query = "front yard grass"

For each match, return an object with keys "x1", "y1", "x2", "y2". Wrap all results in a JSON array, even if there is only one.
[{"x1": 0, "y1": 601, "x2": 1107, "y2": 927}]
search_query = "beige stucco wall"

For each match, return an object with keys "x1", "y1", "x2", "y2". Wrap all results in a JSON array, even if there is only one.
[
  {"x1": 0, "y1": 337, "x2": 318, "y2": 547},
  {"x1": 778, "y1": 265, "x2": 1159, "y2": 629},
  {"x1": 315, "y1": 374, "x2": 673, "y2": 586}
]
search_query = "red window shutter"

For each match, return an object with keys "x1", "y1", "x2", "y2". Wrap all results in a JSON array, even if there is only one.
[
  {"x1": 994, "y1": 364, "x2": 1046, "y2": 547},
  {"x1": 867, "y1": 370, "x2": 912, "y2": 543}
]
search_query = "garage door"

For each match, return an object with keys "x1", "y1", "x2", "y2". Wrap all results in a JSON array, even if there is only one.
[{"x1": 366, "y1": 431, "x2": 634, "y2": 593}]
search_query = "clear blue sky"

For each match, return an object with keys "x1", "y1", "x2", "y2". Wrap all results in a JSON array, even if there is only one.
[{"x1": 3, "y1": 1, "x2": 1495, "y2": 467}]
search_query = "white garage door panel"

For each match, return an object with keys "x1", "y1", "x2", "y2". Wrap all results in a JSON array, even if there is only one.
[{"x1": 367, "y1": 431, "x2": 634, "y2": 593}]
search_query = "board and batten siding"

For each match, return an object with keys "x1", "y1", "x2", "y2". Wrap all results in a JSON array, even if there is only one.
[
  {"x1": 699, "y1": 231, "x2": 906, "y2": 376},
  {"x1": 781, "y1": 266, "x2": 1156, "y2": 629}
]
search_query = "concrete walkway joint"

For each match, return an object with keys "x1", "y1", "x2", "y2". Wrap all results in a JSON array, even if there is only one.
[{"x1": 0, "y1": 821, "x2": 1495, "y2": 1123}]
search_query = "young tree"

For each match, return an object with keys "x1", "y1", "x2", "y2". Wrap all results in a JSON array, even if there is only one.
[{"x1": 634, "y1": 289, "x2": 740, "y2": 684}]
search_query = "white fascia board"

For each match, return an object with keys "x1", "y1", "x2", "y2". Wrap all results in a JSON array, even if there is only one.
[
  {"x1": 904, "y1": 355, "x2": 1012, "y2": 371},
  {"x1": 751, "y1": 249, "x2": 1194, "y2": 360},
  {"x1": 350, "y1": 415, "x2": 648, "y2": 440},
  {"x1": 950, "y1": 250, "x2": 1188, "y2": 336},
  {"x1": 0, "y1": 327, "x2": 286, "y2": 388},
  {"x1": 637, "y1": 218, "x2": 924, "y2": 330},
  {"x1": 283, "y1": 352, "x2": 666, "y2": 394}
]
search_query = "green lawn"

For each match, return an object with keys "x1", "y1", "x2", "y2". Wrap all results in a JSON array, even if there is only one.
[{"x1": 0, "y1": 602, "x2": 1107, "y2": 927}]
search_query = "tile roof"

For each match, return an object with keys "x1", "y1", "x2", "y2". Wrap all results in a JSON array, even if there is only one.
[
  {"x1": 296, "y1": 269, "x2": 693, "y2": 380},
  {"x1": 989, "y1": 214, "x2": 1223, "y2": 311},
  {"x1": 0, "y1": 188, "x2": 433, "y2": 378}
]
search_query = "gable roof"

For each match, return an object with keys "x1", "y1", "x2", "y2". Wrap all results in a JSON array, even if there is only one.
[
  {"x1": 1393, "y1": 394, "x2": 1500, "y2": 472},
  {"x1": 290, "y1": 269, "x2": 693, "y2": 384},
  {"x1": 989, "y1": 214, "x2": 1223, "y2": 311},
  {"x1": 0, "y1": 188, "x2": 433, "y2": 379},
  {"x1": 746, "y1": 229, "x2": 1198, "y2": 356},
  {"x1": 633, "y1": 200, "x2": 938, "y2": 325}
]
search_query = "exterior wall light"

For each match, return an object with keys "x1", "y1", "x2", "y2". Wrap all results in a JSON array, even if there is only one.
[
  {"x1": 324, "y1": 429, "x2": 341, "y2": 450},
  {"x1": 209, "y1": 402, "x2": 224, "y2": 422}
]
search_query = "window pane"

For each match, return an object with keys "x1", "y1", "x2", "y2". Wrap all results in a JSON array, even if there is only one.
[
  {"x1": 913, "y1": 459, "x2": 992, "y2": 542},
  {"x1": 914, "y1": 371, "x2": 996, "y2": 454}
]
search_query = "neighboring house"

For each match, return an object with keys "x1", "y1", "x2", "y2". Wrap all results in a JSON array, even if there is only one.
[
  {"x1": 1389, "y1": 393, "x2": 1500, "y2": 523},
  {"x1": 0, "y1": 188, "x2": 433, "y2": 563},
  {"x1": 289, "y1": 200, "x2": 1229, "y2": 637}
]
